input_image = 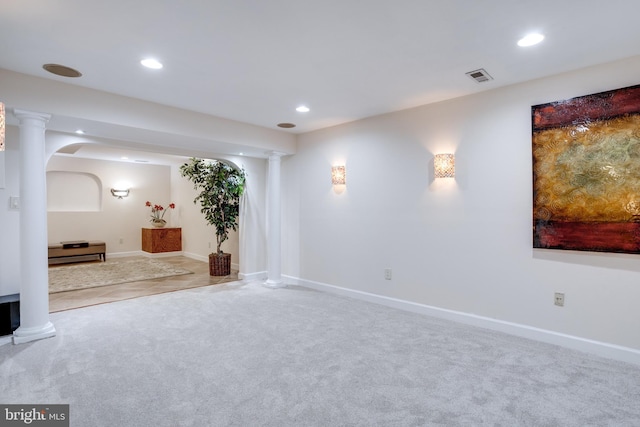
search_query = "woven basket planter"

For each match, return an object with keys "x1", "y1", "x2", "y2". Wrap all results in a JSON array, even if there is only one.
[{"x1": 209, "y1": 253, "x2": 232, "y2": 276}]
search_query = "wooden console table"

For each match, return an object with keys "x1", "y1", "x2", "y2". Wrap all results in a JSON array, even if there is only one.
[{"x1": 141, "y1": 227, "x2": 182, "y2": 253}]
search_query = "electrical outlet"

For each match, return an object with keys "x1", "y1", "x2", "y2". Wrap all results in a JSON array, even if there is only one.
[
  {"x1": 119, "y1": 237, "x2": 124, "y2": 244},
  {"x1": 208, "y1": 242, "x2": 211, "y2": 249},
  {"x1": 384, "y1": 268, "x2": 392, "y2": 280},
  {"x1": 554, "y1": 292, "x2": 565, "y2": 307}
]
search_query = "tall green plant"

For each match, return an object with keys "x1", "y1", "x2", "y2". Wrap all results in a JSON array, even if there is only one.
[{"x1": 180, "y1": 158, "x2": 246, "y2": 256}]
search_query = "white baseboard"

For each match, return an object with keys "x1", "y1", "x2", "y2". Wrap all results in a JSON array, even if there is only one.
[
  {"x1": 183, "y1": 252, "x2": 207, "y2": 263},
  {"x1": 140, "y1": 251, "x2": 184, "y2": 259},
  {"x1": 288, "y1": 275, "x2": 640, "y2": 366}
]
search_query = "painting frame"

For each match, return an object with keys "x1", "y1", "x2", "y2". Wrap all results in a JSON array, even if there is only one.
[{"x1": 532, "y1": 84, "x2": 640, "y2": 254}]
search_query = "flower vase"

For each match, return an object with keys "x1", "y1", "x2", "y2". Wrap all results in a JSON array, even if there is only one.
[{"x1": 151, "y1": 219, "x2": 167, "y2": 228}]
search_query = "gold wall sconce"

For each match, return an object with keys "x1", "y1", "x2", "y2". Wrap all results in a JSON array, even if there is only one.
[
  {"x1": 434, "y1": 154, "x2": 455, "y2": 178},
  {"x1": 331, "y1": 165, "x2": 346, "y2": 185}
]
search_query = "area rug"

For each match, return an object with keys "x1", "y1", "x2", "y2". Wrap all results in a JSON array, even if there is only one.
[{"x1": 48, "y1": 258, "x2": 193, "y2": 293}]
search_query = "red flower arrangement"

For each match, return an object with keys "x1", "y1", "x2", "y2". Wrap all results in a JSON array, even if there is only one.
[{"x1": 145, "y1": 201, "x2": 175, "y2": 223}]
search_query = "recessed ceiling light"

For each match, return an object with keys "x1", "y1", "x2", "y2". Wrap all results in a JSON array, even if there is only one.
[
  {"x1": 277, "y1": 123, "x2": 296, "y2": 128},
  {"x1": 121, "y1": 156, "x2": 129, "y2": 160},
  {"x1": 517, "y1": 33, "x2": 544, "y2": 47},
  {"x1": 75, "y1": 129, "x2": 85, "y2": 134},
  {"x1": 239, "y1": 152, "x2": 244, "y2": 156},
  {"x1": 42, "y1": 63, "x2": 82, "y2": 78},
  {"x1": 140, "y1": 58, "x2": 163, "y2": 69},
  {"x1": 296, "y1": 105, "x2": 310, "y2": 113}
]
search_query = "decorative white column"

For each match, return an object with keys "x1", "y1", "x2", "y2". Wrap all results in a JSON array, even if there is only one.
[
  {"x1": 264, "y1": 151, "x2": 286, "y2": 288},
  {"x1": 12, "y1": 109, "x2": 56, "y2": 344}
]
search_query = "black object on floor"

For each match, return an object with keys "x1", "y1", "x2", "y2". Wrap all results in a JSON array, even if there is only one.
[{"x1": 0, "y1": 293, "x2": 20, "y2": 336}]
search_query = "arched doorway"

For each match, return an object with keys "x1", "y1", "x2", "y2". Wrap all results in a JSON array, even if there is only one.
[{"x1": 44, "y1": 140, "x2": 249, "y2": 311}]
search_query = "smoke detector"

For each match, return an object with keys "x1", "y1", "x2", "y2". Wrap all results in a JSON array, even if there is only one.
[{"x1": 465, "y1": 68, "x2": 493, "y2": 83}]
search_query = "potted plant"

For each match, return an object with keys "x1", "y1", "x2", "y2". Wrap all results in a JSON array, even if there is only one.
[{"x1": 180, "y1": 158, "x2": 246, "y2": 276}]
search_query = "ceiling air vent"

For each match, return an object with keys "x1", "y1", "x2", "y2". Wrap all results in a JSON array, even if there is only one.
[{"x1": 465, "y1": 68, "x2": 493, "y2": 83}]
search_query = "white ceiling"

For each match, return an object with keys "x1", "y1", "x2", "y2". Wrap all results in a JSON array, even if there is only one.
[{"x1": 2, "y1": 0, "x2": 640, "y2": 161}]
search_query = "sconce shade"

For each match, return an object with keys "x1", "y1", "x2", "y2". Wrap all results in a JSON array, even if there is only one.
[
  {"x1": 111, "y1": 188, "x2": 130, "y2": 199},
  {"x1": 0, "y1": 102, "x2": 5, "y2": 151},
  {"x1": 434, "y1": 154, "x2": 455, "y2": 178},
  {"x1": 331, "y1": 165, "x2": 346, "y2": 185}
]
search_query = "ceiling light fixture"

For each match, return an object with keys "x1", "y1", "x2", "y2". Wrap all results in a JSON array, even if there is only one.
[
  {"x1": 517, "y1": 33, "x2": 544, "y2": 47},
  {"x1": 75, "y1": 129, "x2": 85, "y2": 135},
  {"x1": 296, "y1": 106, "x2": 310, "y2": 113},
  {"x1": 140, "y1": 58, "x2": 163, "y2": 69},
  {"x1": 277, "y1": 123, "x2": 296, "y2": 128}
]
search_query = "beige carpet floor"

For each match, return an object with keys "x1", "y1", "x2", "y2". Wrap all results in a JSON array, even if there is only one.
[{"x1": 4, "y1": 281, "x2": 640, "y2": 426}]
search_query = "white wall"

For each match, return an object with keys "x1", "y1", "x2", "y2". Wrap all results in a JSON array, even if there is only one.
[
  {"x1": 237, "y1": 156, "x2": 268, "y2": 278},
  {"x1": 0, "y1": 127, "x2": 22, "y2": 295},
  {"x1": 284, "y1": 55, "x2": 640, "y2": 353}
]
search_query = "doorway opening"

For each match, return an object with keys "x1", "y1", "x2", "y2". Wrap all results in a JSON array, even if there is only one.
[{"x1": 45, "y1": 143, "x2": 245, "y2": 311}]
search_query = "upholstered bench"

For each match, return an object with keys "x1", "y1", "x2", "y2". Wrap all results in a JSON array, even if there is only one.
[{"x1": 48, "y1": 241, "x2": 106, "y2": 264}]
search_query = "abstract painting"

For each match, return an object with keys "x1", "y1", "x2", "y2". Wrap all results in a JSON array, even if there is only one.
[{"x1": 532, "y1": 84, "x2": 640, "y2": 253}]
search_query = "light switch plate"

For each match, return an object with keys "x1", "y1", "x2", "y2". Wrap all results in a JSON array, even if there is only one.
[{"x1": 9, "y1": 196, "x2": 19, "y2": 210}]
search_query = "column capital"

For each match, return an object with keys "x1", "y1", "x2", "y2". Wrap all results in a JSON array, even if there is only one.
[
  {"x1": 266, "y1": 151, "x2": 288, "y2": 159},
  {"x1": 13, "y1": 109, "x2": 51, "y2": 126}
]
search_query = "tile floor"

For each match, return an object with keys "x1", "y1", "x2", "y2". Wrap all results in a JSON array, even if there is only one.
[{"x1": 49, "y1": 256, "x2": 239, "y2": 312}]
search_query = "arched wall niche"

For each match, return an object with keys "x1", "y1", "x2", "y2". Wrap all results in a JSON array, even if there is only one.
[{"x1": 46, "y1": 170, "x2": 102, "y2": 212}]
